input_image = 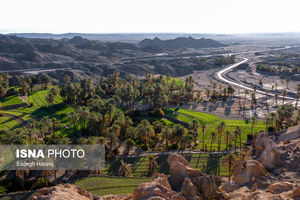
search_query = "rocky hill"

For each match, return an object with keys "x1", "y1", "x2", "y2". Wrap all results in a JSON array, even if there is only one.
[{"x1": 138, "y1": 36, "x2": 226, "y2": 52}]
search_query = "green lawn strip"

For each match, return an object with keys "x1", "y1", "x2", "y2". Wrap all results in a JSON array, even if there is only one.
[
  {"x1": 75, "y1": 176, "x2": 150, "y2": 196},
  {"x1": 0, "y1": 95, "x2": 23, "y2": 107},
  {"x1": 164, "y1": 108, "x2": 265, "y2": 150},
  {"x1": 36, "y1": 90, "x2": 48, "y2": 106},
  {"x1": 0, "y1": 117, "x2": 21, "y2": 130}
]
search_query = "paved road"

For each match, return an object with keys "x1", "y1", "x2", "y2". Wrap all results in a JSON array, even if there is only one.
[{"x1": 216, "y1": 57, "x2": 297, "y2": 102}]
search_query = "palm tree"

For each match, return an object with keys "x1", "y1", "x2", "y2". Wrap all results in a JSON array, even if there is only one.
[
  {"x1": 172, "y1": 124, "x2": 186, "y2": 148},
  {"x1": 189, "y1": 120, "x2": 200, "y2": 145},
  {"x1": 42, "y1": 170, "x2": 52, "y2": 187},
  {"x1": 210, "y1": 132, "x2": 216, "y2": 151},
  {"x1": 244, "y1": 89, "x2": 249, "y2": 109},
  {"x1": 216, "y1": 122, "x2": 226, "y2": 151},
  {"x1": 265, "y1": 90, "x2": 269, "y2": 107},
  {"x1": 250, "y1": 116, "x2": 256, "y2": 135},
  {"x1": 286, "y1": 77, "x2": 291, "y2": 90},
  {"x1": 270, "y1": 112, "x2": 276, "y2": 128},
  {"x1": 224, "y1": 130, "x2": 231, "y2": 151},
  {"x1": 16, "y1": 170, "x2": 29, "y2": 190},
  {"x1": 275, "y1": 94, "x2": 278, "y2": 107},
  {"x1": 162, "y1": 127, "x2": 172, "y2": 150},
  {"x1": 282, "y1": 90, "x2": 287, "y2": 105},
  {"x1": 200, "y1": 124, "x2": 206, "y2": 151},
  {"x1": 124, "y1": 138, "x2": 135, "y2": 155},
  {"x1": 222, "y1": 153, "x2": 237, "y2": 183},
  {"x1": 295, "y1": 84, "x2": 300, "y2": 108},
  {"x1": 233, "y1": 127, "x2": 239, "y2": 152},
  {"x1": 147, "y1": 155, "x2": 159, "y2": 176},
  {"x1": 118, "y1": 159, "x2": 132, "y2": 177}
]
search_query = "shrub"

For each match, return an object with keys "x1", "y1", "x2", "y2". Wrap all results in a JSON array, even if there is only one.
[
  {"x1": 31, "y1": 178, "x2": 47, "y2": 190},
  {"x1": 150, "y1": 109, "x2": 165, "y2": 117},
  {"x1": 141, "y1": 143, "x2": 149, "y2": 151},
  {"x1": 0, "y1": 185, "x2": 6, "y2": 194}
]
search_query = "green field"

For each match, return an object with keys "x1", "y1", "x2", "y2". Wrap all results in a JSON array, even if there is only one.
[
  {"x1": 1, "y1": 89, "x2": 73, "y2": 131},
  {"x1": 169, "y1": 77, "x2": 184, "y2": 86},
  {"x1": 165, "y1": 108, "x2": 265, "y2": 149},
  {"x1": 0, "y1": 95, "x2": 23, "y2": 107},
  {"x1": 75, "y1": 176, "x2": 150, "y2": 196},
  {"x1": 0, "y1": 117, "x2": 21, "y2": 130}
]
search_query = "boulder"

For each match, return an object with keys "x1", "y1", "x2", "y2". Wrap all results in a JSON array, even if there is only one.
[
  {"x1": 279, "y1": 124, "x2": 300, "y2": 142},
  {"x1": 267, "y1": 182, "x2": 294, "y2": 194},
  {"x1": 167, "y1": 154, "x2": 202, "y2": 190},
  {"x1": 191, "y1": 174, "x2": 223, "y2": 200},
  {"x1": 132, "y1": 173, "x2": 185, "y2": 200},
  {"x1": 219, "y1": 182, "x2": 236, "y2": 193},
  {"x1": 28, "y1": 184, "x2": 95, "y2": 200},
  {"x1": 180, "y1": 177, "x2": 203, "y2": 200},
  {"x1": 254, "y1": 134, "x2": 283, "y2": 169},
  {"x1": 228, "y1": 187, "x2": 284, "y2": 200},
  {"x1": 292, "y1": 186, "x2": 300, "y2": 198},
  {"x1": 232, "y1": 160, "x2": 270, "y2": 186}
]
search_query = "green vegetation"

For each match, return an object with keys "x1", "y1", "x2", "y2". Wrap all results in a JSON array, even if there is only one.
[
  {"x1": 165, "y1": 108, "x2": 265, "y2": 150},
  {"x1": 0, "y1": 117, "x2": 21, "y2": 130},
  {"x1": 214, "y1": 55, "x2": 235, "y2": 66},
  {"x1": 0, "y1": 95, "x2": 23, "y2": 107},
  {"x1": 75, "y1": 176, "x2": 150, "y2": 196}
]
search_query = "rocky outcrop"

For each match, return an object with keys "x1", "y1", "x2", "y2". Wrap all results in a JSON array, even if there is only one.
[
  {"x1": 292, "y1": 186, "x2": 300, "y2": 198},
  {"x1": 267, "y1": 182, "x2": 294, "y2": 194},
  {"x1": 232, "y1": 160, "x2": 270, "y2": 186},
  {"x1": 28, "y1": 184, "x2": 96, "y2": 200},
  {"x1": 254, "y1": 133, "x2": 283, "y2": 169},
  {"x1": 191, "y1": 175, "x2": 223, "y2": 200},
  {"x1": 132, "y1": 173, "x2": 185, "y2": 200},
  {"x1": 133, "y1": 155, "x2": 223, "y2": 200},
  {"x1": 167, "y1": 154, "x2": 202, "y2": 190},
  {"x1": 180, "y1": 178, "x2": 203, "y2": 200},
  {"x1": 279, "y1": 124, "x2": 300, "y2": 142},
  {"x1": 228, "y1": 186, "x2": 289, "y2": 200},
  {"x1": 219, "y1": 182, "x2": 236, "y2": 193}
]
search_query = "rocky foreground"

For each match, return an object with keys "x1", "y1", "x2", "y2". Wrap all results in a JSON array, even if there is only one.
[{"x1": 29, "y1": 125, "x2": 300, "y2": 200}]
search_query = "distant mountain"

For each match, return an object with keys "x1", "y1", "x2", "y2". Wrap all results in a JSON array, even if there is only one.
[
  {"x1": 138, "y1": 36, "x2": 226, "y2": 52},
  {"x1": 6, "y1": 33, "x2": 213, "y2": 43},
  {"x1": 0, "y1": 34, "x2": 227, "y2": 81}
]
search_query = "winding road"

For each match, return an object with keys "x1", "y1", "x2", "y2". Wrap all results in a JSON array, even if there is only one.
[{"x1": 216, "y1": 57, "x2": 297, "y2": 102}]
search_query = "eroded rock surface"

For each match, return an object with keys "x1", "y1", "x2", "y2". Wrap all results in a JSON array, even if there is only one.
[
  {"x1": 132, "y1": 173, "x2": 185, "y2": 200},
  {"x1": 167, "y1": 154, "x2": 202, "y2": 191},
  {"x1": 279, "y1": 124, "x2": 300, "y2": 142},
  {"x1": 28, "y1": 184, "x2": 95, "y2": 200},
  {"x1": 232, "y1": 159, "x2": 270, "y2": 186},
  {"x1": 254, "y1": 133, "x2": 283, "y2": 169}
]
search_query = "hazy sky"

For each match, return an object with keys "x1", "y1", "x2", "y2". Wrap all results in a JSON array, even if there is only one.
[{"x1": 1, "y1": 0, "x2": 300, "y2": 34}]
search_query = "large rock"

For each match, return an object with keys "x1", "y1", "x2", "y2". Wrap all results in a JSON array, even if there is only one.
[
  {"x1": 219, "y1": 182, "x2": 236, "y2": 193},
  {"x1": 254, "y1": 134, "x2": 283, "y2": 169},
  {"x1": 279, "y1": 124, "x2": 300, "y2": 142},
  {"x1": 167, "y1": 154, "x2": 202, "y2": 190},
  {"x1": 28, "y1": 184, "x2": 95, "y2": 200},
  {"x1": 180, "y1": 177, "x2": 203, "y2": 200},
  {"x1": 267, "y1": 182, "x2": 294, "y2": 194},
  {"x1": 232, "y1": 160, "x2": 270, "y2": 186},
  {"x1": 191, "y1": 174, "x2": 223, "y2": 200},
  {"x1": 228, "y1": 187, "x2": 285, "y2": 200},
  {"x1": 132, "y1": 173, "x2": 185, "y2": 200},
  {"x1": 292, "y1": 186, "x2": 300, "y2": 198}
]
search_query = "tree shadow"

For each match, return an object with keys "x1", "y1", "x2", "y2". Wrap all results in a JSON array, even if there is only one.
[{"x1": 31, "y1": 103, "x2": 69, "y2": 122}]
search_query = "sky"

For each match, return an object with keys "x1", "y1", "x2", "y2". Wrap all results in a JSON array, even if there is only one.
[{"x1": 1, "y1": 0, "x2": 300, "y2": 34}]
